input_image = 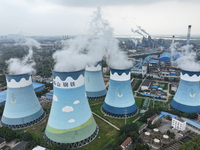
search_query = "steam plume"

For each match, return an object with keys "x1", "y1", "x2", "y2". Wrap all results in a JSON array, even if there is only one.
[
  {"x1": 6, "y1": 38, "x2": 40, "y2": 75},
  {"x1": 53, "y1": 8, "x2": 133, "y2": 72},
  {"x1": 137, "y1": 25, "x2": 149, "y2": 36},
  {"x1": 170, "y1": 42, "x2": 200, "y2": 71}
]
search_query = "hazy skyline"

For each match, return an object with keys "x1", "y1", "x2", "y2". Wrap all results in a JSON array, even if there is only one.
[{"x1": 0, "y1": 0, "x2": 200, "y2": 36}]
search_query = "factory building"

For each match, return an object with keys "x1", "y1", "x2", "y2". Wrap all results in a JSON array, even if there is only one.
[
  {"x1": 102, "y1": 68, "x2": 137, "y2": 118},
  {"x1": 1, "y1": 73, "x2": 45, "y2": 129},
  {"x1": 172, "y1": 117, "x2": 186, "y2": 131},
  {"x1": 46, "y1": 90, "x2": 53, "y2": 100},
  {"x1": 85, "y1": 62, "x2": 107, "y2": 100},
  {"x1": 171, "y1": 70, "x2": 200, "y2": 113},
  {"x1": 44, "y1": 70, "x2": 98, "y2": 148},
  {"x1": 159, "y1": 52, "x2": 171, "y2": 63},
  {"x1": 32, "y1": 82, "x2": 45, "y2": 92}
]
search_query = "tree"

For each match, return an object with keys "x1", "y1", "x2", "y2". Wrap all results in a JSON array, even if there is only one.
[
  {"x1": 183, "y1": 113, "x2": 189, "y2": 118},
  {"x1": 166, "y1": 115, "x2": 172, "y2": 120},
  {"x1": 20, "y1": 133, "x2": 33, "y2": 141},
  {"x1": 0, "y1": 127, "x2": 17, "y2": 142},
  {"x1": 178, "y1": 137, "x2": 200, "y2": 150}
]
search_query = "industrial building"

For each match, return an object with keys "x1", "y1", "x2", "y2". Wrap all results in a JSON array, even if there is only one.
[
  {"x1": 46, "y1": 90, "x2": 53, "y2": 100},
  {"x1": 159, "y1": 52, "x2": 171, "y2": 63},
  {"x1": 172, "y1": 117, "x2": 186, "y2": 131},
  {"x1": 171, "y1": 70, "x2": 200, "y2": 113},
  {"x1": 1, "y1": 73, "x2": 45, "y2": 129},
  {"x1": 32, "y1": 82, "x2": 45, "y2": 92},
  {"x1": 85, "y1": 62, "x2": 107, "y2": 100},
  {"x1": 102, "y1": 68, "x2": 138, "y2": 118},
  {"x1": 45, "y1": 70, "x2": 98, "y2": 148}
]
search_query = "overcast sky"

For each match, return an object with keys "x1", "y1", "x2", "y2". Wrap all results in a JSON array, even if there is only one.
[{"x1": 0, "y1": 0, "x2": 200, "y2": 36}]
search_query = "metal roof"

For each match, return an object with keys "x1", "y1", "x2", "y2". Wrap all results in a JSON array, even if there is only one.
[
  {"x1": 182, "y1": 117, "x2": 200, "y2": 129},
  {"x1": 160, "y1": 52, "x2": 171, "y2": 61}
]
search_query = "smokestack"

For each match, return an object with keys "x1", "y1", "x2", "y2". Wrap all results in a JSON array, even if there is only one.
[
  {"x1": 1, "y1": 73, "x2": 45, "y2": 129},
  {"x1": 186, "y1": 25, "x2": 192, "y2": 46},
  {"x1": 85, "y1": 61, "x2": 107, "y2": 100},
  {"x1": 102, "y1": 68, "x2": 138, "y2": 118},
  {"x1": 170, "y1": 70, "x2": 200, "y2": 113},
  {"x1": 44, "y1": 70, "x2": 98, "y2": 148},
  {"x1": 171, "y1": 35, "x2": 175, "y2": 65}
]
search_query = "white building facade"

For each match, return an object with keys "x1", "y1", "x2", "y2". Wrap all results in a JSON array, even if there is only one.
[{"x1": 172, "y1": 117, "x2": 186, "y2": 131}]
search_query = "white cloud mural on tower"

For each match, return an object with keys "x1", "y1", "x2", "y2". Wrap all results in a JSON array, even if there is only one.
[
  {"x1": 73, "y1": 100, "x2": 80, "y2": 105},
  {"x1": 62, "y1": 106, "x2": 74, "y2": 112},
  {"x1": 68, "y1": 119, "x2": 75, "y2": 123},
  {"x1": 53, "y1": 95, "x2": 58, "y2": 102}
]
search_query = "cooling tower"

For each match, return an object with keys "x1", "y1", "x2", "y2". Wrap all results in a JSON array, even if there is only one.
[
  {"x1": 171, "y1": 70, "x2": 200, "y2": 113},
  {"x1": 102, "y1": 68, "x2": 138, "y2": 118},
  {"x1": 85, "y1": 62, "x2": 107, "y2": 100},
  {"x1": 44, "y1": 70, "x2": 98, "y2": 148},
  {"x1": 1, "y1": 73, "x2": 45, "y2": 129}
]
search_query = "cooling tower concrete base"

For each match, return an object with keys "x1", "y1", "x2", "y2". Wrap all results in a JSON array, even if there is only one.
[
  {"x1": 1, "y1": 73, "x2": 45, "y2": 129},
  {"x1": 102, "y1": 103, "x2": 138, "y2": 118},
  {"x1": 44, "y1": 125, "x2": 99, "y2": 148}
]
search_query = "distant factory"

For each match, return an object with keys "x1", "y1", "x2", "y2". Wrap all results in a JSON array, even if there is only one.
[{"x1": 131, "y1": 52, "x2": 180, "y2": 79}]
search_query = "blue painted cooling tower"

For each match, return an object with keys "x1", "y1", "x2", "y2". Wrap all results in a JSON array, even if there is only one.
[
  {"x1": 171, "y1": 70, "x2": 200, "y2": 113},
  {"x1": 1, "y1": 73, "x2": 45, "y2": 129},
  {"x1": 44, "y1": 70, "x2": 98, "y2": 148},
  {"x1": 102, "y1": 68, "x2": 138, "y2": 118},
  {"x1": 85, "y1": 62, "x2": 107, "y2": 100}
]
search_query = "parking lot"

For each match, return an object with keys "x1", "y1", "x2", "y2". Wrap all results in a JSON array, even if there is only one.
[{"x1": 158, "y1": 117, "x2": 182, "y2": 140}]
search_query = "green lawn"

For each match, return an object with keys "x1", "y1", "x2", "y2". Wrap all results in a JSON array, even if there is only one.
[
  {"x1": 90, "y1": 98, "x2": 143, "y2": 128},
  {"x1": 135, "y1": 97, "x2": 144, "y2": 109},
  {"x1": 149, "y1": 100, "x2": 165, "y2": 109},
  {"x1": 158, "y1": 82, "x2": 168, "y2": 90},
  {"x1": 77, "y1": 116, "x2": 118, "y2": 150}
]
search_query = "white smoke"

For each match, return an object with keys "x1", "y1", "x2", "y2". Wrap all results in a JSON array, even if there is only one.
[
  {"x1": 88, "y1": 8, "x2": 133, "y2": 69},
  {"x1": 174, "y1": 45, "x2": 200, "y2": 71},
  {"x1": 132, "y1": 38, "x2": 138, "y2": 47},
  {"x1": 6, "y1": 38, "x2": 41, "y2": 75},
  {"x1": 131, "y1": 28, "x2": 144, "y2": 36},
  {"x1": 53, "y1": 8, "x2": 133, "y2": 72},
  {"x1": 137, "y1": 25, "x2": 149, "y2": 36},
  {"x1": 53, "y1": 36, "x2": 90, "y2": 72}
]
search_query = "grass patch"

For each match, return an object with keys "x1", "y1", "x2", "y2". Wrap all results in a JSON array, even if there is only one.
[
  {"x1": 158, "y1": 82, "x2": 168, "y2": 90},
  {"x1": 77, "y1": 116, "x2": 118, "y2": 150},
  {"x1": 135, "y1": 97, "x2": 144, "y2": 109},
  {"x1": 149, "y1": 100, "x2": 165, "y2": 109},
  {"x1": 26, "y1": 116, "x2": 48, "y2": 139},
  {"x1": 89, "y1": 99, "x2": 104, "y2": 106},
  {"x1": 90, "y1": 100, "x2": 142, "y2": 128}
]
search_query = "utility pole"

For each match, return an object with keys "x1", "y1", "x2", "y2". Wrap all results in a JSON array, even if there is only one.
[{"x1": 124, "y1": 109, "x2": 127, "y2": 125}]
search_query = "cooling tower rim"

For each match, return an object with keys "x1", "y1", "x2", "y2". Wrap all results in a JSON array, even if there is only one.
[
  {"x1": 4, "y1": 72, "x2": 31, "y2": 76},
  {"x1": 52, "y1": 69, "x2": 85, "y2": 73},
  {"x1": 109, "y1": 67, "x2": 131, "y2": 71},
  {"x1": 181, "y1": 69, "x2": 200, "y2": 73},
  {"x1": 86, "y1": 61, "x2": 102, "y2": 67}
]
